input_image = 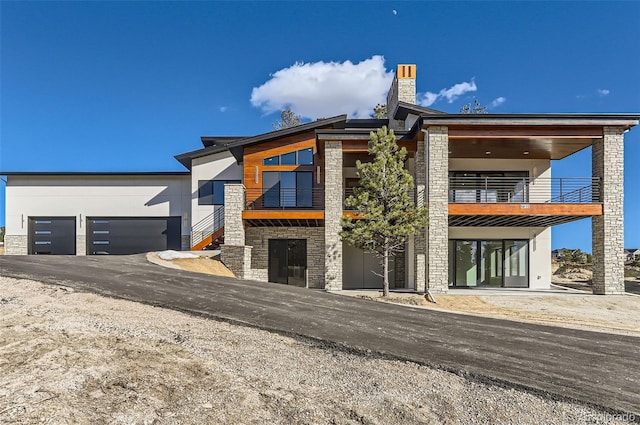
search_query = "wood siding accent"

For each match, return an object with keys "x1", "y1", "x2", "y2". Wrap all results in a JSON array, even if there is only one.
[
  {"x1": 242, "y1": 210, "x2": 325, "y2": 220},
  {"x1": 243, "y1": 131, "x2": 319, "y2": 208},
  {"x1": 448, "y1": 203, "x2": 603, "y2": 216}
]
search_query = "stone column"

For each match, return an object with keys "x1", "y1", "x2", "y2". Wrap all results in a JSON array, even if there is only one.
[
  {"x1": 425, "y1": 126, "x2": 449, "y2": 293},
  {"x1": 220, "y1": 184, "x2": 252, "y2": 279},
  {"x1": 414, "y1": 139, "x2": 427, "y2": 292},
  {"x1": 222, "y1": 184, "x2": 245, "y2": 246},
  {"x1": 591, "y1": 127, "x2": 625, "y2": 294},
  {"x1": 76, "y1": 234, "x2": 86, "y2": 255},
  {"x1": 324, "y1": 141, "x2": 342, "y2": 290}
]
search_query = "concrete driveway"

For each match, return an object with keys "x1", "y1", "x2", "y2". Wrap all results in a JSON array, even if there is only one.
[{"x1": 1, "y1": 254, "x2": 639, "y2": 415}]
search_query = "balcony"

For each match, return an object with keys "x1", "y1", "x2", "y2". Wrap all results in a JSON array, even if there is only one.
[
  {"x1": 448, "y1": 176, "x2": 601, "y2": 204},
  {"x1": 449, "y1": 177, "x2": 603, "y2": 227},
  {"x1": 242, "y1": 188, "x2": 324, "y2": 226}
]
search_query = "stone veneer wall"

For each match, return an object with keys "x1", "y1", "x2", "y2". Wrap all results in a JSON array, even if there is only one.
[
  {"x1": 221, "y1": 245, "x2": 252, "y2": 280},
  {"x1": 223, "y1": 184, "x2": 246, "y2": 246},
  {"x1": 181, "y1": 235, "x2": 191, "y2": 251},
  {"x1": 425, "y1": 126, "x2": 449, "y2": 293},
  {"x1": 324, "y1": 141, "x2": 343, "y2": 290},
  {"x1": 76, "y1": 234, "x2": 86, "y2": 256},
  {"x1": 592, "y1": 127, "x2": 625, "y2": 294},
  {"x1": 386, "y1": 74, "x2": 416, "y2": 131},
  {"x1": 414, "y1": 139, "x2": 427, "y2": 292},
  {"x1": 220, "y1": 183, "x2": 252, "y2": 278},
  {"x1": 394, "y1": 250, "x2": 405, "y2": 288},
  {"x1": 245, "y1": 227, "x2": 325, "y2": 288},
  {"x1": 5, "y1": 235, "x2": 27, "y2": 255}
]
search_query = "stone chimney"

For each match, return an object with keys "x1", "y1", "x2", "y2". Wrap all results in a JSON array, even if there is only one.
[{"x1": 386, "y1": 64, "x2": 416, "y2": 130}]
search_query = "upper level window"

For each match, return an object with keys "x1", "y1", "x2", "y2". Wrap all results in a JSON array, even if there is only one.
[
  {"x1": 198, "y1": 180, "x2": 241, "y2": 205},
  {"x1": 263, "y1": 147, "x2": 314, "y2": 166}
]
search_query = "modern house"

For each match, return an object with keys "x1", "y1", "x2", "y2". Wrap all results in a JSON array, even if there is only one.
[
  {"x1": 3, "y1": 64, "x2": 638, "y2": 295},
  {"x1": 625, "y1": 248, "x2": 640, "y2": 262}
]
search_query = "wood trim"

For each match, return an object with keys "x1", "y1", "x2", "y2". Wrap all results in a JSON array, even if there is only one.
[
  {"x1": 448, "y1": 203, "x2": 603, "y2": 216},
  {"x1": 242, "y1": 210, "x2": 325, "y2": 220},
  {"x1": 342, "y1": 211, "x2": 365, "y2": 219}
]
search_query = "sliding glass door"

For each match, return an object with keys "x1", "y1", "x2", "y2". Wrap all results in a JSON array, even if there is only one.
[{"x1": 449, "y1": 239, "x2": 528, "y2": 288}]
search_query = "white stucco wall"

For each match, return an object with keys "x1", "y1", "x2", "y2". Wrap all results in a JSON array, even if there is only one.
[
  {"x1": 5, "y1": 175, "x2": 191, "y2": 238},
  {"x1": 190, "y1": 151, "x2": 243, "y2": 228}
]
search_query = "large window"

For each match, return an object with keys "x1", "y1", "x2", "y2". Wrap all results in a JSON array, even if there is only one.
[
  {"x1": 198, "y1": 180, "x2": 241, "y2": 205},
  {"x1": 263, "y1": 147, "x2": 314, "y2": 166},
  {"x1": 263, "y1": 171, "x2": 313, "y2": 208}
]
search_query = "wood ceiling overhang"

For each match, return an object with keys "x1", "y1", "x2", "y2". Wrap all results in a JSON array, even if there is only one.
[
  {"x1": 420, "y1": 115, "x2": 639, "y2": 160},
  {"x1": 446, "y1": 125, "x2": 601, "y2": 160}
]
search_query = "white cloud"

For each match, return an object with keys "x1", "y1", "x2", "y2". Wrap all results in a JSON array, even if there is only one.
[
  {"x1": 250, "y1": 56, "x2": 394, "y2": 119},
  {"x1": 489, "y1": 97, "x2": 506, "y2": 108},
  {"x1": 219, "y1": 106, "x2": 228, "y2": 112},
  {"x1": 597, "y1": 89, "x2": 610, "y2": 96},
  {"x1": 417, "y1": 79, "x2": 477, "y2": 107}
]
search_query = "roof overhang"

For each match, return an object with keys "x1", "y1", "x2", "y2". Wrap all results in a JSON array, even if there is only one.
[
  {"x1": 175, "y1": 115, "x2": 348, "y2": 169},
  {"x1": 411, "y1": 114, "x2": 640, "y2": 160}
]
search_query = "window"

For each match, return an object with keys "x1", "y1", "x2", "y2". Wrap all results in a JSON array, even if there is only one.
[
  {"x1": 198, "y1": 180, "x2": 241, "y2": 205},
  {"x1": 262, "y1": 148, "x2": 314, "y2": 166},
  {"x1": 263, "y1": 171, "x2": 313, "y2": 208}
]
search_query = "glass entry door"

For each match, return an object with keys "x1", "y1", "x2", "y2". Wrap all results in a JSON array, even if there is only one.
[{"x1": 268, "y1": 239, "x2": 307, "y2": 287}]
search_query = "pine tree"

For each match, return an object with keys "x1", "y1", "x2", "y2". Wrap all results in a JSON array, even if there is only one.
[
  {"x1": 371, "y1": 104, "x2": 387, "y2": 119},
  {"x1": 460, "y1": 99, "x2": 488, "y2": 114},
  {"x1": 273, "y1": 108, "x2": 302, "y2": 130},
  {"x1": 340, "y1": 127, "x2": 428, "y2": 297}
]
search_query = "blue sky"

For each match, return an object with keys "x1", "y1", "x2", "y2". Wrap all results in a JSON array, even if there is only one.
[{"x1": 1, "y1": 1, "x2": 639, "y2": 251}]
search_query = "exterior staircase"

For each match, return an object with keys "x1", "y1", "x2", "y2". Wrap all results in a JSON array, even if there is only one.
[{"x1": 191, "y1": 207, "x2": 224, "y2": 251}]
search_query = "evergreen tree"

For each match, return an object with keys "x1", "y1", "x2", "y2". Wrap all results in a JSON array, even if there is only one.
[
  {"x1": 273, "y1": 108, "x2": 301, "y2": 130},
  {"x1": 340, "y1": 127, "x2": 428, "y2": 297},
  {"x1": 372, "y1": 104, "x2": 387, "y2": 119},
  {"x1": 460, "y1": 99, "x2": 488, "y2": 114}
]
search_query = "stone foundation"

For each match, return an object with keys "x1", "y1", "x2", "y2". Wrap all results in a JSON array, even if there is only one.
[
  {"x1": 245, "y1": 227, "x2": 325, "y2": 289},
  {"x1": 4, "y1": 235, "x2": 28, "y2": 255},
  {"x1": 220, "y1": 244, "x2": 252, "y2": 280}
]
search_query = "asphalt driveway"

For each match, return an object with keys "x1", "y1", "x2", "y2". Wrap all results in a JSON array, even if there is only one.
[{"x1": 1, "y1": 254, "x2": 639, "y2": 416}]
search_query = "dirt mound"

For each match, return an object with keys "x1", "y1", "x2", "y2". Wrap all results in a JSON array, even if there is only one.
[{"x1": 146, "y1": 252, "x2": 235, "y2": 277}]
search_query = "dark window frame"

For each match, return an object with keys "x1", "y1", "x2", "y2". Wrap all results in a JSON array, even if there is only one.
[
  {"x1": 198, "y1": 179, "x2": 241, "y2": 205},
  {"x1": 262, "y1": 147, "x2": 315, "y2": 166}
]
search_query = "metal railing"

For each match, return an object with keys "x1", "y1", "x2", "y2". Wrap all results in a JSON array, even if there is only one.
[
  {"x1": 245, "y1": 188, "x2": 324, "y2": 210},
  {"x1": 191, "y1": 206, "x2": 224, "y2": 247},
  {"x1": 448, "y1": 177, "x2": 601, "y2": 204}
]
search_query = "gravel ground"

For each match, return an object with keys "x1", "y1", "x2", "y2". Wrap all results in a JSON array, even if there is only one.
[{"x1": 0, "y1": 276, "x2": 635, "y2": 424}]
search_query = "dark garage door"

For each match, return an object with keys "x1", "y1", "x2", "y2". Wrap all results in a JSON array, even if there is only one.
[
  {"x1": 87, "y1": 217, "x2": 181, "y2": 255},
  {"x1": 29, "y1": 217, "x2": 76, "y2": 255}
]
